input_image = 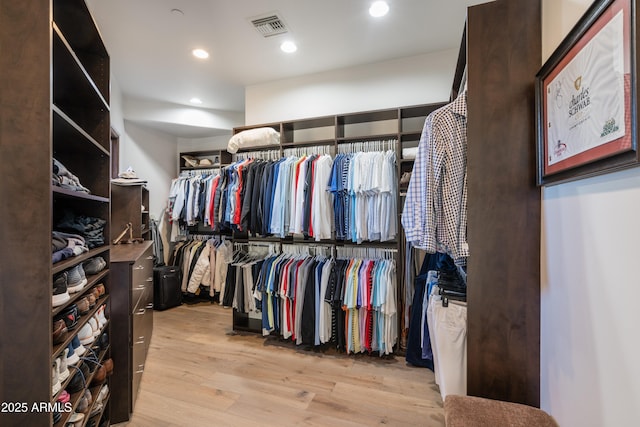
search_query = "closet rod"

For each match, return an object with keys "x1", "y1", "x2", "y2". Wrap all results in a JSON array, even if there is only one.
[{"x1": 337, "y1": 139, "x2": 397, "y2": 154}]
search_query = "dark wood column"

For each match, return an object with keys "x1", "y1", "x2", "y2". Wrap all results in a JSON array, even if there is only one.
[
  {"x1": 466, "y1": 0, "x2": 542, "y2": 407},
  {"x1": 0, "y1": 0, "x2": 52, "y2": 425}
]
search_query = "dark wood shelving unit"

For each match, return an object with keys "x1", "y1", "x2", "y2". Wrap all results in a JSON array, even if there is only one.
[
  {"x1": 228, "y1": 102, "x2": 446, "y2": 337},
  {"x1": 0, "y1": 1, "x2": 114, "y2": 425},
  {"x1": 179, "y1": 149, "x2": 232, "y2": 171}
]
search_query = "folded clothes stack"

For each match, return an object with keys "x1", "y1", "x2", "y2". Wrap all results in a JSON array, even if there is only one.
[
  {"x1": 52, "y1": 231, "x2": 89, "y2": 264},
  {"x1": 55, "y1": 210, "x2": 107, "y2": 249},
  {"x1": 52, "y1": 158, "x2": 91, "y2": 193}
]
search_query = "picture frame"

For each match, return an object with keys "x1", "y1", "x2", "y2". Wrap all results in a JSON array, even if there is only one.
[{"x1": 535, "y1": 0, "x2": 639, "y2": 186}]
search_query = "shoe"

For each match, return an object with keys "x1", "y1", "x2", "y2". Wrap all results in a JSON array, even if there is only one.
[
  {"x1": 95, "y1": 384, "x2": 109, "y2": 405},
  {"x1": 98, "y1": 333, "x2": 109, "y2": 351},
  {"x1": 102, "y1": 358, "x2": 113, "y2": 376},
  {"x1": 82, "y1": 257, "x2": 106, "y2": 275},
  {"x1": 71, "y1": 335, "x2": 86, "y2": 357},
  {"x1": 66, "y1": 363, "x2": 89, "y2": 394},
  {"x1": 87, "y1": 292, "x2": 97, "y2": 309},
  {"x1": 94, "y1": 283, "x2": 106, "y2": 298},
  {"x1": 90, "y1": 402, "x2": 103, "y2": 418},
  {"x1": 56, "y1": 390, "x2": 70, "y2": 404},
  {"x1": 88, "y1": 316, "x2": 100, "y2": 338},
  {"x1": 55, "y1": 304, "x2": 78, "y2": 331},
  {"x1": 53, "y1": 318, "x2": 68, "y2": 345},
  {"x1": 52, "y1": 360, "x2": 61, "y2": 395},
  {"x1": 96, "y1": 305, "x2": 107, "y2": 327},
  {"x1": 76, "y1": 394, "x2": 89, "y2": 414},
  {"x1": 90, "y1": 365, "x2": 106, "y2": 386},
  {"x1": 78, "y1": 323, "x2": 94, "y2": 346},
  {"x1": 66, "y1": 343, "x2": 79, "y2": 366},
  {"x1": 67, "y1": 412, "x2": 84, "y2": 427},
  {"x1": 67, "y1": 264, "x2": 87, "y2": 293},
  {"x1": 52, "y1": 272, "x2": 70, "y2": 307},
  {"x1": 76, "y1": 297, "x2": 90, "y2": 315},
  {"x1": 58, "y1": 350, "x2": 70, "y2": 382}
]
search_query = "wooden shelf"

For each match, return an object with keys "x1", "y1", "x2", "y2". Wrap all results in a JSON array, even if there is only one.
[
  {"x1": 53, "y1": 186, "x2": 110, "y2": 203},
  {"x1": 52, "y1": 269, "x2": 109, "y2": 317},
  {"x1": 52, "y1": 246, "x2": 110, "y2": 275}
]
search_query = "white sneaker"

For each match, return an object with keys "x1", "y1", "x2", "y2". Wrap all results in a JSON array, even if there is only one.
[
  {"x1": 89, "y1": 316, "x2": 100, "y2": 338},
  {"x1": 96, "y1": 305, "x2": 107, "y2": 327},
  {"x1": 52, "y1": 360, "x2": 61, "y2": 395},
  {"x1": 58, "y1": 351, "x2": 69, "y2": 382},
  {"x1": 78, "y1": 323, "x2": 94, "y2": 346}
]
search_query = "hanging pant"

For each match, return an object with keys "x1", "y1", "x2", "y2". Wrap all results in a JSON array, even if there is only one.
[{"x1": 427, "y1": 288, "x2": 467, "y2": 399}]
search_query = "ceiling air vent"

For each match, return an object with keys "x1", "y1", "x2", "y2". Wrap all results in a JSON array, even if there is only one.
[{"x1": 251, "y1": 15, "x2": 288, "y2": 37}]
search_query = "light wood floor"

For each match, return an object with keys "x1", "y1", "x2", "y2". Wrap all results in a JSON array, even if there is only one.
[{"x1": 120, "y1": 302, "x2": 444, "y2": 427}]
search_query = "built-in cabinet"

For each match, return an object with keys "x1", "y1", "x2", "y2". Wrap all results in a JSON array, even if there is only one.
[
  {"x1": 229, "y1": 103, "x2": 445, "y2": 335},
  {"x1": 110, "y1": 242, "x2": 154, "y2": 423},
  {"x1": 52, "y1": 1, "x2": 113, "y2": 425},
  {"x1": 179, "y1": 149, "x2": 232, "y2": 172},
  {"x1": 111, "y1": 184, "x2": 151, "y2": 242},
  {"x1": 1, "y1": 0, "x2": 113, "y2": 425}
]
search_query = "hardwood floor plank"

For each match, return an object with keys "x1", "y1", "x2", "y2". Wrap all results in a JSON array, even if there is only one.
[{"x1": 119, "y1": 302, "x2": 444, "y2": 426}]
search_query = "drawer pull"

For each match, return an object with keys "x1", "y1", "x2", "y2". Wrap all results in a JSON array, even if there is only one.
[
  {"x1": 135, "y1": 365, "x2": 145, "y2": 374},
  {"x1": 135, "y1": 284, "x2": 146, "y2": 291},
  {"x1": 135, "y1": 308, "x2": 146, "y2": 316},
  {"x1": 134, "y1": 265, "x2": 145, "y2": 270},
  {"x1": 146, "y1": 303, "x2": 154, "y2": 309},
  {"x1": 146, "y1": 277, "x2": 153, "y2": 282},
  {"x1": 135, "y1": 336, "x2": 145, "y2": 344},
  {"x1": 146, "y1": 255, "x2": 154, "y2": 260}
]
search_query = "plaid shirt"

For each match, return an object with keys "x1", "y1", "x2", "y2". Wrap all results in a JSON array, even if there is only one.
[{"x1": 402, "y1": 92, "x2": 468, "y2": 265}]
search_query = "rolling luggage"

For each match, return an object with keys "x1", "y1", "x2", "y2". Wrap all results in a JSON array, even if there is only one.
[{"x1": 153, "y1": 266, "x2": 182, "y2": 310}]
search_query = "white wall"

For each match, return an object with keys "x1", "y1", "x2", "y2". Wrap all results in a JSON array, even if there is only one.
[
  {"x1": 110, "y1": 77, "x2": 125, "y2": 139},
  {"x1": 110, "y1": 77, "x2": 178, "y2": 221},
  {"x1": 120, "y1": 122, "x2": 177, "y2": 220},
  {"x1": 245, "y1": 50, "x2": 457, "y2": 124},
  {"x1": 123, "y1": 97, "x2": 244, "y2": 137},
  {"x1": 541, "y1": 1, "x2": 640, "y2": 426},
  {"x1": 177, "y1": 134, "x2": 230, "y2": 153}
]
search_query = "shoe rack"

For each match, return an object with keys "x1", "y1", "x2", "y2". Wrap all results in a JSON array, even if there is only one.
[{"x1": 50, "y1": 0, "x2": 113, "y2": 425}]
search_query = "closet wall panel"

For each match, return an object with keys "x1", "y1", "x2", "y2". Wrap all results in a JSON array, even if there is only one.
[
  {"x1": 466, "y1": 0, "x2": 541, "y2": 407},
  {"x1": 0, "y1": 1, "x2": 51, "y2": 425}
]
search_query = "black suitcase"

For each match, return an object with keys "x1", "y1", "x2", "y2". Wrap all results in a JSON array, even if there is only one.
[{"x1": 153, "y1": 266, "x2": 182, "y2": 310}]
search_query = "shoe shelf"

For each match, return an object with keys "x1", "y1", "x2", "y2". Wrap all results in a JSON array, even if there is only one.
[
  {"x1": 52, "y1": 270, "x2": 109, "y2": 317},
  {"x1": 53, "y1": 364, "x2": 80, "y2": 403},
  {"x1": 53, "y1": 346, "x2": 110, "y2": 427},
  {"x1": 86, "y1": 386, "x2": 110, "y2": 426},
  {"x1": 52, "y1": 295, "x2": 110, "y2": 361},
  {"x1": 52, "y1": 247, "x2": 110, "y2": 275}
]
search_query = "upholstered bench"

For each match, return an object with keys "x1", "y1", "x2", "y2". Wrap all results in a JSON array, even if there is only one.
[{"x1": 444, "y1": 395, "x2": 559, "y2": 427}]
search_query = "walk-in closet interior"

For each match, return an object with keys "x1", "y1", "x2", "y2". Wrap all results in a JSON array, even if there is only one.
[{"x1": 1, "y1": 0, "x2": 639, "y2": 426}]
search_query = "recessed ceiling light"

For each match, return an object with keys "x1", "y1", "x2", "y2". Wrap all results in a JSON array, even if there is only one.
[
  {"x1": 192, "y1": 48, "x2": 209, "y2": 59},
  {"x1": 280, "y1": 41, "x2": 297, "y2": 53},
  {"x1": 190, "y1": 98, "x2": 203, "y2": 104},
  {"x1": 369, "y1": 1, "x2": 389, "y2": 17}
]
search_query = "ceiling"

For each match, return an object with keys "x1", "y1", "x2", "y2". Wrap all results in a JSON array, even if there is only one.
[{"x1": 86, "y1": 0, "x2": 486, "y2": 137}]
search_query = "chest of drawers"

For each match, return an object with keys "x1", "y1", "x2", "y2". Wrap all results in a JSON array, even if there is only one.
[{"x1": 110, "y1": 241, "x2": 154, "y2": 423}]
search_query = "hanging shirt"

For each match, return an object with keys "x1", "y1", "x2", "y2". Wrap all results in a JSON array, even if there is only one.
[{"x1": 402, "y1": 92, "x2": 468, "y2": 266}]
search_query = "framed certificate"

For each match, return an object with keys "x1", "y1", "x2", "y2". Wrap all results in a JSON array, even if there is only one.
[{"x1": 535, "y1": 0, "x2": 639, "y2": 185}]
